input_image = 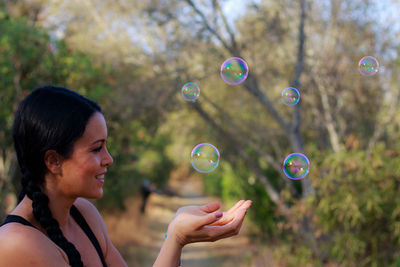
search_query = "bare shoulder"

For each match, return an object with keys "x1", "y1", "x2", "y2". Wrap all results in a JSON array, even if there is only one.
[
  {"x1": 73, "y1": 198, "x2": 107, "y2": 245},
  {"x1": 74, "y1": 197, "x2": 102, "y2": 216},
  {"x1": 0, "y1": 223, "x2": 69, "y2": 266},
  {"x1": 73, "y1": 198, "x2": 128, "y2": 266},
  {"x1": 73, "y1": 197, "x2": 106, "y2": 229}
]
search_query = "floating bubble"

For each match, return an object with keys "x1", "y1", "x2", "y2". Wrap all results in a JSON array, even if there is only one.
[
  {"x1": 283, "y1": 153, "x2": 310, "y2": 180},
  {"x1": 220, "y1": 57, "x2": 249, "y2": 85},
  {"x1": 281, "y1": 87, "x2": 300, "y2": 106},
  {"x1": 181, "y1": 82, "x2": 200, "y2": 102},
  {"x1": 358, "y1": 56, "x2": 379, "y2": 76},
  {"x1": 190, "y1": 143, "x2": 220, "y2": 173}
]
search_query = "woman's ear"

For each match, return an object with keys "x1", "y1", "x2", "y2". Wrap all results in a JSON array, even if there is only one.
[{"x1": 44, "y1": 150, "x2": 63, "y2": 174}]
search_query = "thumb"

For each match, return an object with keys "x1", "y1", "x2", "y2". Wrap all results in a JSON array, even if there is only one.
[
  {"x1": 201, "y1": 202, "x2": 220, "y2": 213},
  {"x1": 195, "y1": 211, "x2": 223, "y2": 228}
]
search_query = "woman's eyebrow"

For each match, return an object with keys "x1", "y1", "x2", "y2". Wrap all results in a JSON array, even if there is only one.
[{"x1": 90, "y1": 139, "x2": 106, "y2": 145}]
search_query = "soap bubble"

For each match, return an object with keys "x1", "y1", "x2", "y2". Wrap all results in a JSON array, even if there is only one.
[
  {"x1": 358, "y1": 56, "x2": 379, "y2": 76},
  {"x1": 283, "y1": 153, "x2": 310, "y2": 180},
  {"x1": 220, "y1": 57, "x2": 249, "y2": 85},
  {"x1": 281, "y1": 87, "x2": 300, "y2": 106},
  {"x1": 190, "y1": 143, "x2": 220, "y2": 173},
  {"x1": 181, "y1": 82, "x2": 200, "y2": 102}
]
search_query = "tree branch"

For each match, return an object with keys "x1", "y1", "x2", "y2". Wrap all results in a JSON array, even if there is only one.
[
  {"x1": 366, "y1": 85, "x2": 400, "y2": 156},
  {"x1": 310, "y1": 72, "x2": 342, "y2": 153},
  {"x1": 201, "y1": 94, "x2": 281, "y2": 170},
  {"x1": 243, "y1": 74, "x2": 292, "y2": 133},
  {"x1": 290, "y1": 0, "x2": 306, "y2": 141},
  {"x1": 212, "y1": 0, "x2": 239, "y2": 54},
  {"x1": 184, "y1": 0, "x2": 235, "y2": 54},
  {"x1": 200, "y1": 92, "x2": 299, "y2": 197},
  {"x1": 184, "y1": 0, "x2": 292, "y2": 136},
  {"x1": 287, "y1": 0, "x2": 313, "y2": 198}
]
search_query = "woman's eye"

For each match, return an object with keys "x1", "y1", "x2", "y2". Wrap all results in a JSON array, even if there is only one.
[{"x1": 92, "y1": 146, "x2": 102, "y2": 152}]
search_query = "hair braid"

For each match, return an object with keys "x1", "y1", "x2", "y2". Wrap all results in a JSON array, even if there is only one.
[
  {"x1": 17, "y1": 168, "x2": 29, "y2": 203},
  {"x1": 25, "y1": 178, "x2": 84, "y2": 267}
]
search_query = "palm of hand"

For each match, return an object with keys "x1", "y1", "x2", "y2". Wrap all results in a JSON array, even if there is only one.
[
  {"x1": 175, "y1": 206, "x2": 207, "y2": 219},
  {"x1": 172, "y1": 200, "x2": 250, "y2": 226},
  {"x1": 167, "y1": 200, "x2": 252, "y2": 247},
  {"x1": 171, "y1": 203, "x2": 220, "y2": 226},
  {"x1": 207, "y1": 200, "x2": 248, "y2": 226}
]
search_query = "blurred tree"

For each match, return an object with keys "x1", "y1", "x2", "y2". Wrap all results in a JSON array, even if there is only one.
[{"x1": 0, "y1": 5, "x2": 52, "y2": 220}]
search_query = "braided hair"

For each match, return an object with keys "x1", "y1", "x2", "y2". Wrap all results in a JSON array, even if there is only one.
[{"x1": 12, "y1": 85, "x2": 102, "y2": 267}]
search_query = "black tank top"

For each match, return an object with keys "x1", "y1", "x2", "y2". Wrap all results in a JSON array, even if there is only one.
[{"x1": 1, "y1": 205, "x2": 107, "y2": 267}]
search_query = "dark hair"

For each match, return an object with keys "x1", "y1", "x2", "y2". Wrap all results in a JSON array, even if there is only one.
[{"x1": 12, "y1": 85, "x2": 102, "y2": 267}]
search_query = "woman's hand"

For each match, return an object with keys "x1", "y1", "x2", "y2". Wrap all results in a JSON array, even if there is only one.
[
  {"x1": 167, "y1": 200, "x2": 252, "y2": 248},
  {"x1": 207, "y1": 199, "x2": 250, "y2": 226}
]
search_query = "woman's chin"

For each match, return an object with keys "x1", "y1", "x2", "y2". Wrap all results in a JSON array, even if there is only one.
[{"x1": 84, "y1": 189, "x2": 103, "y2": 199}]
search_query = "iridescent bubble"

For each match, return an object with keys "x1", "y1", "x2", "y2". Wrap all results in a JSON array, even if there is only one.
[
  {"x1": 190, "y1": 143, "x2": 220, "y2": 173},
  {"x1": 220, "y1": 57, "x2": 249, "y2": 85},
  {"x1": 358, "y1": 56, "x2": 379, "y2": 76},
  {"x1": 283, "y1": 153, "x2": 310, "y2": 180},
  {"x1": 281, "y1": 87, "x2": 300, "y2": 106},
  {"x1": 181, "y1": 82, "x2": 200, "y2": 102}
]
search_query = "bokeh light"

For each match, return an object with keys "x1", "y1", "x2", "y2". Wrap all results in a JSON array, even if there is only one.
[
  {"x1": 190, "y1": 143, "x2": 220, "y2": 173},
  {"x1": 283, "y1": 153, "x2": 310, "y2": 180},
  {"x1": 220, "y1": 57, "x2": 249, "y2": 85}
]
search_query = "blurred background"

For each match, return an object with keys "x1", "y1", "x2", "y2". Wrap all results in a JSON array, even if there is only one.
[{"x1": 1, "y1": 0, "x2": 400, "y2": 266}]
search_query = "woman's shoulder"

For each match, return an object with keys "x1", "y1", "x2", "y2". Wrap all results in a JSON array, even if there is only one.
[
  {"x1": 74, "y1": 197, "x2": 102, "y2": 218},
  {"x1": 73, "y1": 198, "x2": 107, "y2": 248},
  {"x1": 0, "y1": 222, "x2": 69, "y2": 266},
  {"x1": 73, "y1": 197, "x2": 106, "y2": 230},
  {"x1": 73, "y1": 198, "x2": 128, "y2": 266}
]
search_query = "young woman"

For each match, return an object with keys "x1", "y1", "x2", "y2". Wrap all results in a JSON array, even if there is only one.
[{"x1": 0, "y1": 85, "x2": 252, "y2": 267}]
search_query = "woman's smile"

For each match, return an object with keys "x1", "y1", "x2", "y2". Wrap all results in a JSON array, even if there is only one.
[{"x1": 95, "y1": 172, "x2": 106, "y2": 184}]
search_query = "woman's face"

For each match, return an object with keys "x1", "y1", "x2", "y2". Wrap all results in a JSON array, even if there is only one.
[{"x1": 58, "y1": 112, "x2": 113, "y2": 199}]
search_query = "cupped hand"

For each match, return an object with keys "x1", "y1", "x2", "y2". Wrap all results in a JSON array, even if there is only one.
[
  {"x1": 207, "y1": 199, "x2": 250, "y2": 226},
  {"x1": 167, "y1": 200, "x2": 252, "y2": 248}
]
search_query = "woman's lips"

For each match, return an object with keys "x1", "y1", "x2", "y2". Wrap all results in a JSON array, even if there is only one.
[{"x1": 96, "y1": 174, "x2": 105, "y2": 183}]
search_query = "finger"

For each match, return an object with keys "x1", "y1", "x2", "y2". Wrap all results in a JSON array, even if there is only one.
[
  {"x1": 242, "y1": 200, "x2": 252, "y2": 208},
  {"x1": 208, "y1": 200, "x2": 251, "y2": 226},
  {"x1": 226, "y1": 200, "x2": 245, "y2": 214},
  {"x1": 200, "y1": 202, "x2": 221, "y2": 213},
  {"x1": 207, "y1": 214, "x2": 234, "y2": 226},
  {"x1": 233, "y1": 200, "x2": 252, "y2": 215},
  {"x1": 213, "y1": 212, "x2": 246, "y2": 240},
  {"x1": 207, "y1": 200, "x2": 243, "y2": 226},
  {"x1": 194, "y1": 210, "x2": 223, "y2": 229},
  {"x1": 203, "y1": 208, "x2": 247, "y2": 240}
]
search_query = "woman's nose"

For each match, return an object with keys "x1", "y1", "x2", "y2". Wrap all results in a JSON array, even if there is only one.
[{"x1": 102, "y1": 148, "x2": 114, "y2": 166}]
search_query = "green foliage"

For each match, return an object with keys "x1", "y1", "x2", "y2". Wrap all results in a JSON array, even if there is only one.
[
  {"x1": 97, "y1": 120, "x2": 174, "y2": 211},
  {"x1": 244, "y1": 177, "x2": 278, "y2": 239},
  {"x1": 203, "y1": 160, "x2": 278, "y2": 238},
  {"x1": 274, "y1": 143, "x2": 400, "y2": 266},
  {"x1": 0, "y1": 16, "x2": 48, "y2": 155},
  {"x1": 202, "y1": 166, "x2": 224, "y2": 197},
  {"x1": 318, "y1": 145, "x2": 399, "y2": 265}
]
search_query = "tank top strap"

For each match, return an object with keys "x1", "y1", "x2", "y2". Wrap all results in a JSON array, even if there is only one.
[
  {"x1": 1, "y1": 214, "x2": 38, "y2": 229},
  {"x1": 70, "y1": 205, "x2": 108, "y2": 267},
  {"x1": 1, "y1": 207, "x2": 108, "y2": 267}
]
